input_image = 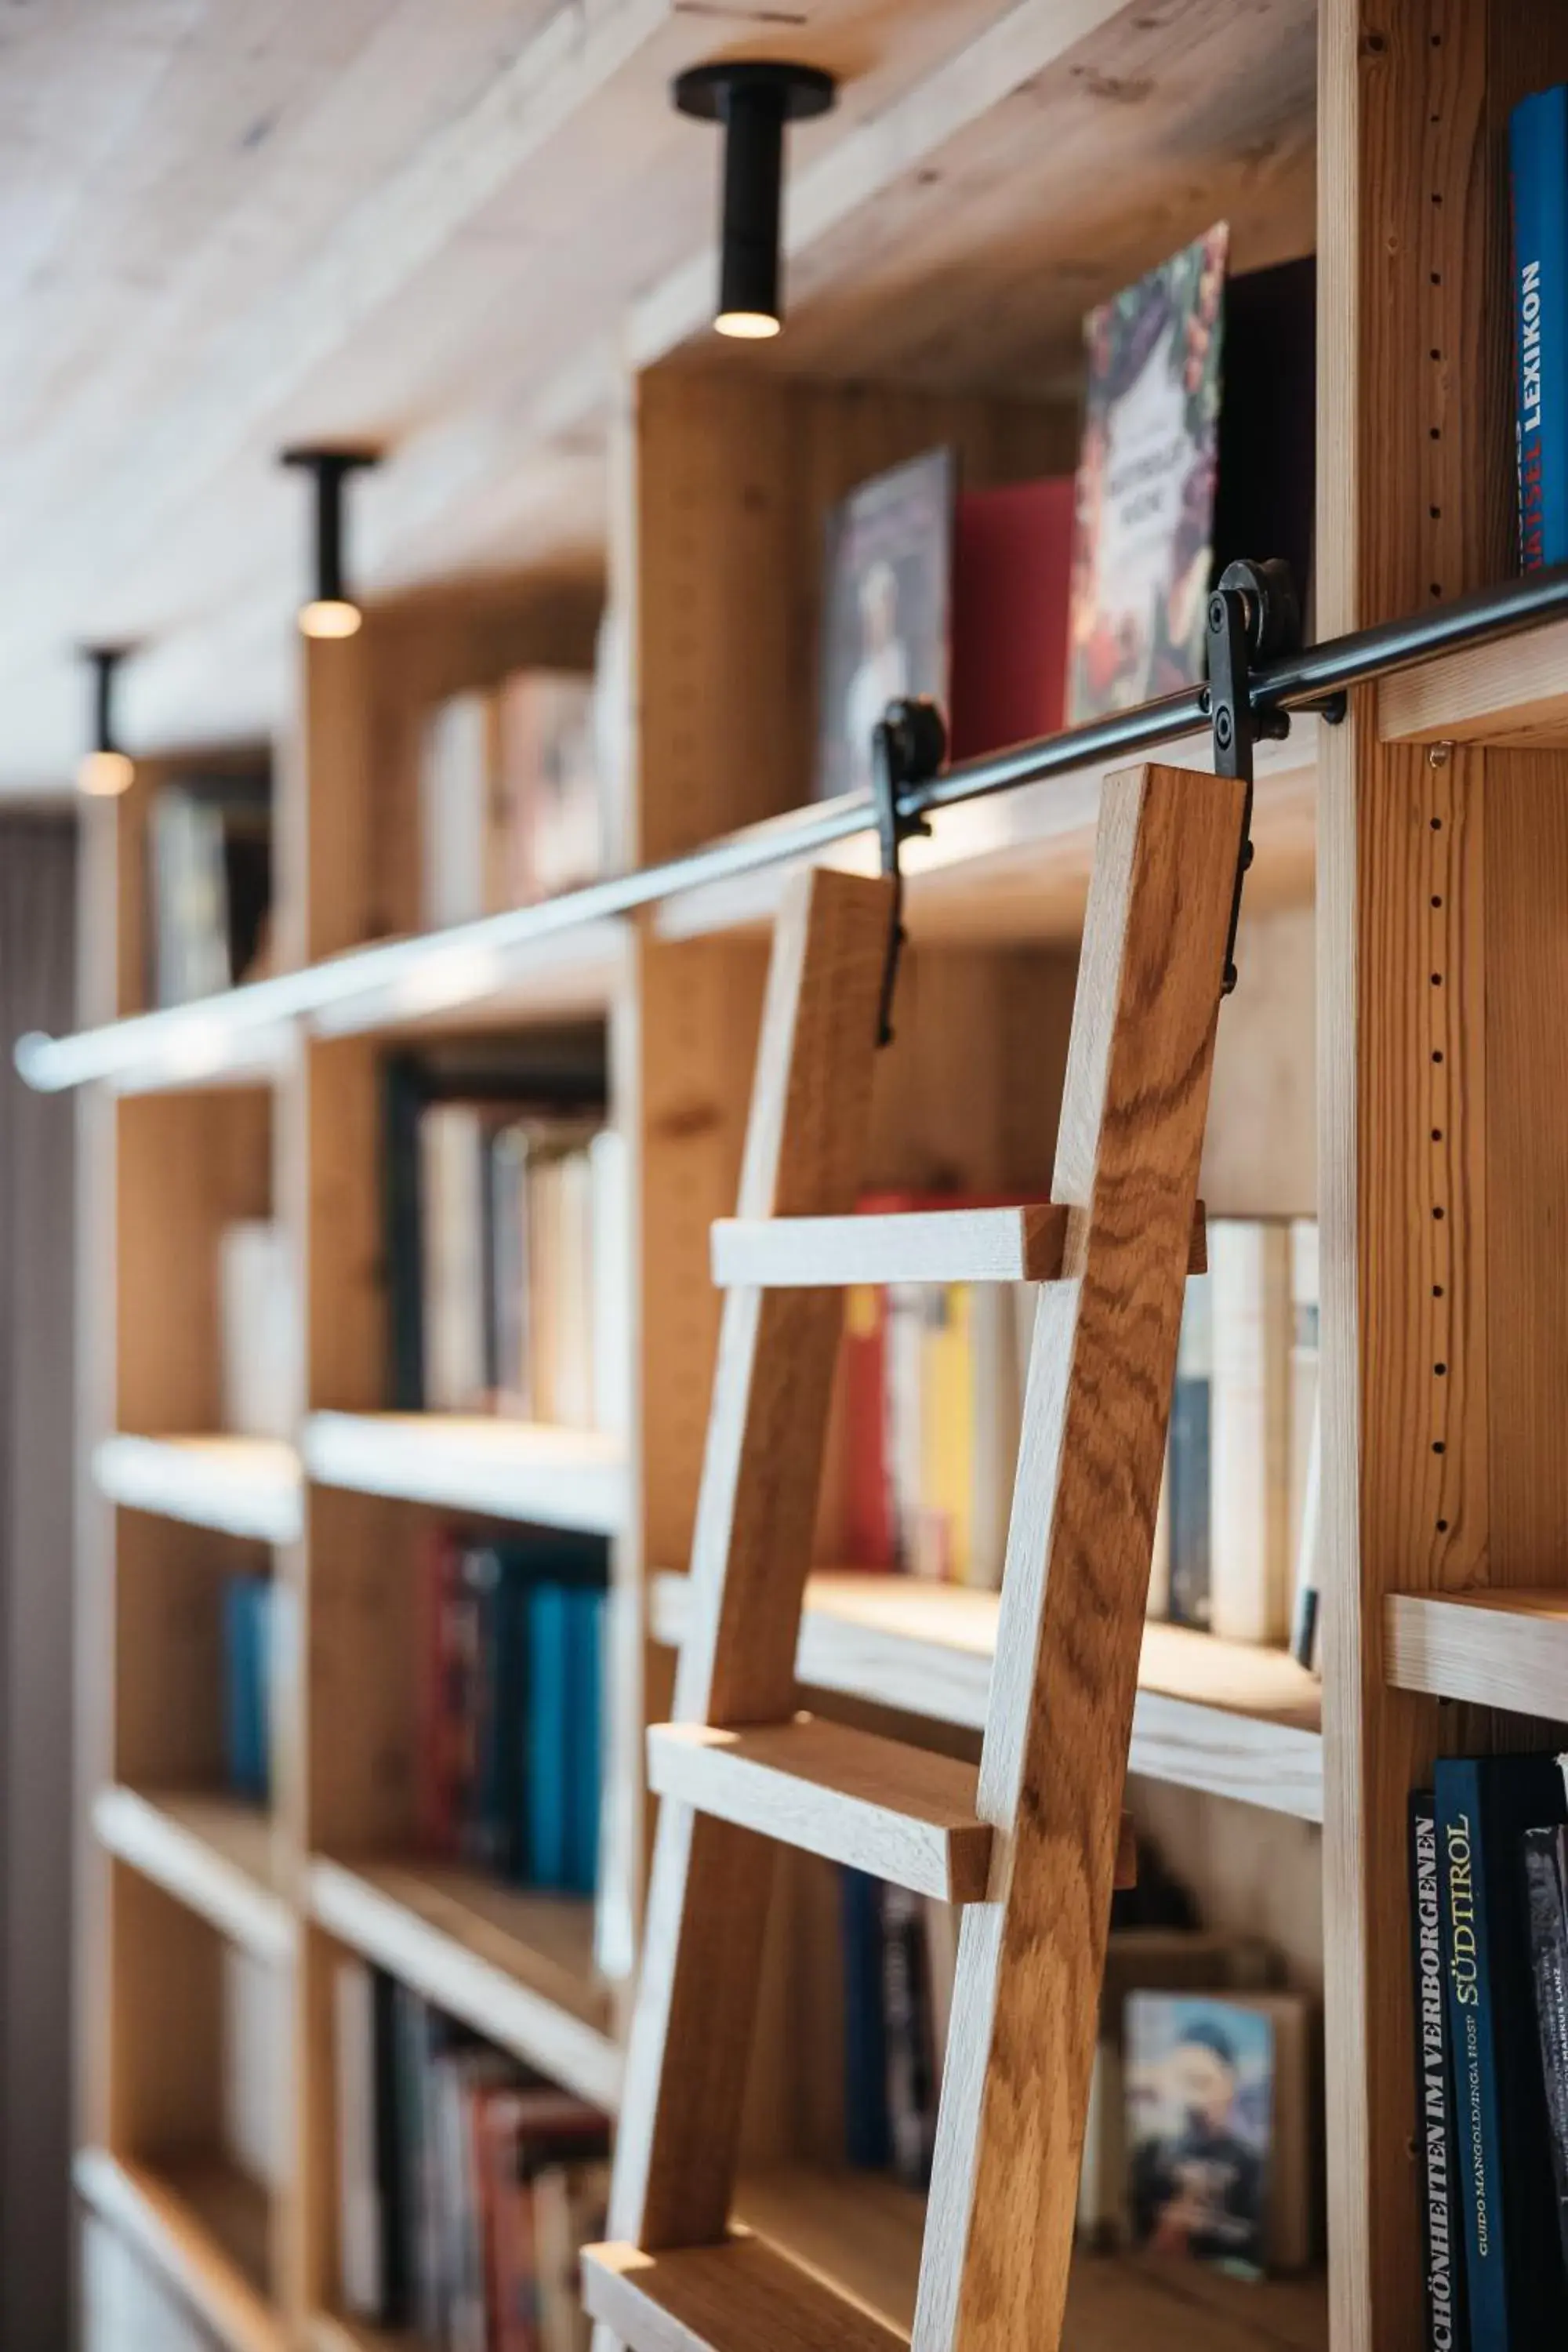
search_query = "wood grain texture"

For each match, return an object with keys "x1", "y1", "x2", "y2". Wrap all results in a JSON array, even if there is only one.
[
  {"x1": 609, "y1": 867, "x2": 890, "y2": 2256},
  {"x1": 583, "y1": 2232, "x2": 907, "y2": 2352},
  {"x1": 712, "y1": 1204, "x2": 1207, "y2": 1290},
  {"x1": 307, "y1": 1856, "x2": 620, "y2": 2113},
  {"x1": 649, "y1": 1571, "x2": 1326, "y2": 1819},
  {"x1": 916, "y1": 762, "x2": 1244, "y2": 2352},
  {"x1": 1380, "y1": 612, "x2": 1568, "y2": 746},
  {"x1": 646, "y1": 1717, "x2": 993, "y2": 1905},
  {"x1": 1385, "y1": 1588, "x2": 1568, "y2": 1714},
  {"x1": 1316, "y1": 8, "x2": 1568, "y2": 2345}
]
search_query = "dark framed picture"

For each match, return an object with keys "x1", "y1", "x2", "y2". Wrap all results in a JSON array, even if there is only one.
[
  {"x1": 1068, "y1": 223, "x2": 1230, "y2": 725},
  {"x1": 814, "y1": 447, "x2": 955, "y2": 801}
]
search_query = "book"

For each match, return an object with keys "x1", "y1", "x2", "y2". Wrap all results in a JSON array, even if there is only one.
[
  {"x1": 814, "y1": 448, "x2": 954, "y2": 802},
  {"x1": 948, "y1": 477, "x2": 1073, "y2": 760},
  {"x1": 1167, "y1": 1274, "x2": 1213, "y2": 1629},
  {"x1": 218, "y1": 1220, "x2": 297, "y2": 1440},
  {"x1": 336, "y1": 1959, "x2": 383, "y2": 2317},
  {"x1": 1523, "y1": 1824, "x2": 1568, "y2": 2278},
  {"x1": 1436, "y1": 1751, "x2": 1568, "y2": 2347},
  {"x1": 1126, "y1": 1989, "x2": 1313, "y2": 2274},
  {"x1": 880, "y1": 1879, "x2": 938, "y2": 2190},
  {"x1": 493, "y1": 670, "x2": 602, "y2": 905},
  {"x1": 1207, "y1": 1220, "x2": 1292, "y2": 1644},
  {"x1": 1288, "y1": 1220, "x2": 1322, "y2": 1670},
  {"x1": 1410, "y1": 1791, "x2": 1467, "y2": 2352},
  {"x1": 1068, "y1": 224, "x2": 1229, "y2": 724},
  {"x1": 146, "y1": 770, "x2": 271, "y2": 1009},
  {"x1": 1510, "y1": 88, "x2": 1568, "y2": 572},
  {"x1": 221, "y1": 1573, "x2": 271, "y2": 1803},
  {"x1": 419, "y1": 690, "x2": 493, "y2": 929},
  {"x1": 842, "y1": 1867, "x2": 891, "y2": 2170}
]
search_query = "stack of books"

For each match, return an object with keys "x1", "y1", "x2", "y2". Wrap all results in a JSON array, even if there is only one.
[
  {"x1": 334, "y1": 1965, "x2": 610, "y2": 2348},
  {"x1": 416, "y1": 1532, "x2": 606, "y2": 1898},
  {"x1": 1411, "y1": 1755, "x2": 1568, "y2": 2349}
]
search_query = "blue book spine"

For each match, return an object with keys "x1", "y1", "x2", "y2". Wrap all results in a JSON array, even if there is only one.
[
  {"x1": 223, "y1": 1576, "x2": 270, "y2": 1802},
  {"x1": 840, "y1": 1868, "x2": 891, "y2": 2169},
  {"x1": 1436, "y1": 1759, "x2": 1508, "y2": 2350},
  {"x1": 1511, "y1": 87, "x2": 1568, "y2": 571},
  {"x1": 252, "y1": 1580, "x2": 272, "y2": 1803},
  {"x1": 525, "y1": 1584, "x2": 571, "y2": 1889},
  {"x1": 566, "y1": 1588, "x2": 604, "y2": 1897}
]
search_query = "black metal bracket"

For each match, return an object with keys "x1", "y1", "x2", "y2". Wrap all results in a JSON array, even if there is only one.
[
  {"x1": 869, "y1": 697, "x2": 944, "y2": 1047},
  {"x1": 1206, "y1": 557, "x2": 1300, "y2": 994}
]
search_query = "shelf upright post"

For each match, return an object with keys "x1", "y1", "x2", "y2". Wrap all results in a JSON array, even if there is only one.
[{"x1": 1318, "y1": 4, "x2": 1568, "y2": 2346}]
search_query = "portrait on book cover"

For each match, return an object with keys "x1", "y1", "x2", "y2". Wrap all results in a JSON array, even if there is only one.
[
  {"x1": 1125, "y1": 1991, "x2": 1270, "y2": 2277},
  {"x1": 814, "y1": 447, "x2": 954, "y2": 801},
  {"x1": 1069, "y1": 223, "x2": 1229, "y2": 726}
]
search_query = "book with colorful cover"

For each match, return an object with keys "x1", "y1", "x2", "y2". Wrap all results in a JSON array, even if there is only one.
[
  {"x1": 1510, "y1": 88, "x2": 1568, "y2": 572},
  {"x1": 1068, "y1": 224, "x2": 1229, "y2": 724},
  {"x1": 814, "y1": 449, "x2": 955, "y2": 802}
]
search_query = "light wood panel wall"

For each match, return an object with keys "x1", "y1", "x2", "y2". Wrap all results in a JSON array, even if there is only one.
[{"x1": 1317, "y1": 5, "x2": 1568, "y2": 2346}]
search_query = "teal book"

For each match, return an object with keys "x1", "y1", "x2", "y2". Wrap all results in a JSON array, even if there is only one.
[
  {"x1": 525, "y1": 1584, "x2": 572, "y2": 1889},
  {"x1": 565, "y1": 1587, "x2": 604, "y2": 1897}
]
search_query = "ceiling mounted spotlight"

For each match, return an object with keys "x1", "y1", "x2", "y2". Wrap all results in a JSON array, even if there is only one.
[
  {"x1": 281, "y1": 445, "x2": 379, "y2": 639},
  {"x1": 77, "y1": 644, "x2": 134, "y2": 797},
  {"x1": 673, "y1": 60, "x2": 836, "y2": 340}
]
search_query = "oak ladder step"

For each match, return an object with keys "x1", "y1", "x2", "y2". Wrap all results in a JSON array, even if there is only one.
[
  {"x1": 582, "y1": 2232, "x2": 906, "y2": 2352},
  {"x1": 646, "y1": 1715, "x2": 1136, "y2": 1904},
  {"x1": 710, "y1": 1201, "x2": 1207, "y2": 1288},
  {"x1": 646, "y1": 1714, "x2": 993, "y2": 1903}
]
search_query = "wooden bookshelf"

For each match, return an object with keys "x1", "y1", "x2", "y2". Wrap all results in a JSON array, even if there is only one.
[
  {"x1": 74, "y1": 2150, "x2": 281, "y2": 2352},
  {"x1": 306, "y1": 1857, "x2": 622, "y2": 2113},
  {"x1": 93, "y1": 1435, "x2": 303, "y2": 1546},
  {"x1": 651, "y1": 1570, "x2": 1325, "y2": 1820},
  {"x1": 300, "y1": 1412, "x2": 626, "y2": 1534},
  {"x1": 93, "y1": 1788, "x2": 294, "y2": 1965},
  {"x1": 735, "y1": 2167, "x2": 1328, "y2": 2350},
  {"x1": 44, "y1": 6, "x2": 1568, "y2": 2350}
]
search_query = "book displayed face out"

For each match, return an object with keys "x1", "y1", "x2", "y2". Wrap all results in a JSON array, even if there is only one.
[
  {"x1": 1069, "y1": 222, "x2": 1229, "y2": 726},
  {"x1": 813, "y1": 446, "x2": 954, "y2": 801}
]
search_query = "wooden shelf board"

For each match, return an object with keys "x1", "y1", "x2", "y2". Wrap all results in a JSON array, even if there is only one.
[
  {"x1": 735, "y1": 2166, "x2": 1327, "y2": 2350},
  {"x1": 308, "y1": 2318, "x2": 425, "y2": 2352},
  {"x1": 94, "y1": 1787, "x2": 295, "y2": 1963},
  {"x1": 651, "y1": 1572, "x2": 1323, "y2": 1822},
  {"x1": 1379, "y1": 613, "x2": 1568, "y2": 749},
  {"x1": 93, "y1": 1433, "x2": 303, "y2": 1546},
  {"x1": 1385, "y1": 1588, "x2": 1568, "y2": 1715},
  {"x1": 74, "y1": 2147, "x2": 281, "y2": 2352},
  {"x1": 303, "y1": 1412, "x2": 626, "y2": 1535},
  {"x1": 654, "y1": 732, "x2": 1318, "y2": 949},
  {"x1": 307, "y1": 1854, "x2": 621, "y2": 2113}
]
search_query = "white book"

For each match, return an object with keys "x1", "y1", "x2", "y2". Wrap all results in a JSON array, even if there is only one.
[
  {"x1": 332, "y1": 1958, "x2": 382, "y2": 2316},
  {"x1": 419, "y1": 691, "x2": 492, "y2": 928},
  {"x1": 1288, "y1": 1218, "x2": 1322, "y2": 1667},
  {"x1": 419, "y1": 1106, "x2": 486, "y2": 1411},
  {"x1": 1208, "y1": 1218, "x2": 1293, "y2": 1643},
  {"x1": 590, "y1": 1127, "x2": 630, "y2": 1439},
  {"x1": 219, "y1": 1220, "x2": 299, "y2": 1439}
]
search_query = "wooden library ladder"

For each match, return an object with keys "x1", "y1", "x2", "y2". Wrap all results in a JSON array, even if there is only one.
[{"x1": 583, "y1": 757, "x2": 1247, "y2": 2352}]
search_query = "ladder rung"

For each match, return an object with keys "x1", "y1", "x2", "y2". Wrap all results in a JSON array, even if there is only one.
[
  {"x1": 581, "y1": 2232, "x2": 906, "y2": 2352},
  {"x1": 648, "y1": 1712, "x2": 992, "y2": 1901},
  {"x1": 711, "y1": 1200, "x2": 1207, "y2": 1287}
]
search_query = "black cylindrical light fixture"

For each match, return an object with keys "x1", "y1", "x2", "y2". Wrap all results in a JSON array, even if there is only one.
[
  {"x1": 281, "y1": 445, "x2": 379, "y2": 639},
  {"x1": 78, "y1": 644, "x2": 134, "y2": 797},
  {"x1": 673, "y1": 60, "x2": 836, "y2": 339}
]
